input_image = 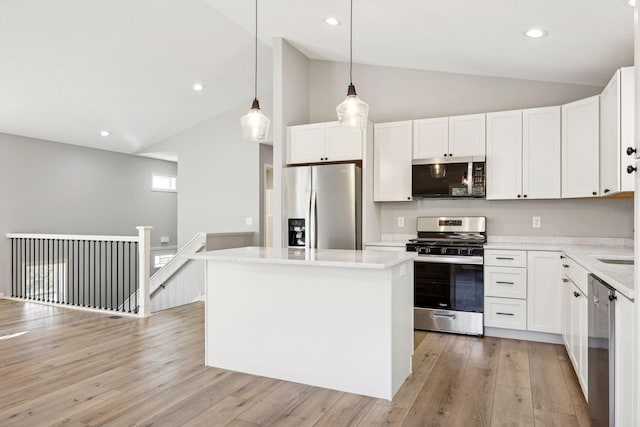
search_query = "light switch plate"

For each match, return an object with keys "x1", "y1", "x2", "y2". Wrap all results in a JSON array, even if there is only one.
[
  {"x1": 246, "y1": 217, "x2": 253, "y2": 226},
  {"x1": 397, "y1": 217, "x2": 405, "y2": 228},
  {"x1": 160, "y1": 236, "x2": 170, "y2": 243}
]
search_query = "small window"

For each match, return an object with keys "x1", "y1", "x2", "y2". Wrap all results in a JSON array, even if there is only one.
[
  {"x1": 152, "y1": 174, "x2": 177, "y2": 192},
  {"x1": 154, "y1": 254, "x2": 174, "y2": 268}
]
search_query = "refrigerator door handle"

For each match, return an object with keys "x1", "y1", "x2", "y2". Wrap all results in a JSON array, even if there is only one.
[
  {"x1": 304, "y1": 190, "x2": 312, "y2": 250},
  {"x1": 309, "y1": 190, "x2": 318, "y2": 249}
]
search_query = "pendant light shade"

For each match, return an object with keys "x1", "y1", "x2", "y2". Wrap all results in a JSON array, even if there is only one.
[
  {"x1": 241, "y1": 0, "x2": 270, "y2": 141},
  {"x1": 241, "y1": 99, "x2": 270, "y2": 141},
  {"x1": 336, "y1": 0, "x2": 368, "y2": 128}
]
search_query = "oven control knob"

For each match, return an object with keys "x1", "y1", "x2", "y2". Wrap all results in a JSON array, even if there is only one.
[{"x1": 418, "y1": 247, "x2": 429, "y2": 255}]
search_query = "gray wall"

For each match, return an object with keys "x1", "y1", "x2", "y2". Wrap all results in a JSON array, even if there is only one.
[
  {"x1": 0, "y1": 133, "x2": 177, "y2": 295},
  {"x1": 259, "y1": 144, "x2": 273, "y2": 246},
  {"x1": 381, "y1": 199, "x2": 634, "y2": 238},
  {"x1": 138, "y1": 99, "x2": 269, "y2": 247},
  {"x1": 306, "y1": 60, "x2": 633, "y2": 239},
  {"x1": 308, "y1": 60, "x2": 604, "y2": 123},
  {"x1": 272, "y1": 38, "x2": 311, "y2": 248}
]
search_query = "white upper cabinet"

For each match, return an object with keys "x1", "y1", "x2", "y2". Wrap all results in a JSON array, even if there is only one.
[
  {"x1": 288, "y1": 123, "x2": 326, "y2": 164},
  {"x1": 600, "y1": 67, "x2": 635, "y2": 195},
  {"x1": 413, "y1": 117, "x2": 449, "y2": 159},
  {"x1": 413, "y1": 114, "x2": 485, "y2": 160},
  {"x1": 562, "y1": 96, "x2": 600, "y2": 198},
  {"x1": 325, "y1": 122, "x2": 363, "y2": 162},
  {"x1": 486, "y1": 110, "x2": 522, "y2": 200},
  {"x1": 374, "y1": 121, "x2": 413, "y2": 202},
  {"x1": 288, "y1": 122, "x2": 362, "y2": 165},
  {"x1": 449, "y1": 114, "x2": 486, "y2": 157},
  {"x1": 523, "y1": 106, "x2": 561, "y2": 199}
]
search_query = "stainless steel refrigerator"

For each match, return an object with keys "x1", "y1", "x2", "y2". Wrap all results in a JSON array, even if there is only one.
[{"x1": 283, "y1": 163, "x2": 362, "y2": 250}]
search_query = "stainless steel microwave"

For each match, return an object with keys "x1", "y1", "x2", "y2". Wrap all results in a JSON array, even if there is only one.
[{"x1": 412, "y1": 159, "x2": 485, "y2": 199}]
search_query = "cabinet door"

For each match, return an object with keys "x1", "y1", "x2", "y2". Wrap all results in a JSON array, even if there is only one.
[
  {"x1": 288, "y1": 124, "x2": 326, "y2": 164},
  {"x1": 576, "y1": 287, "x2": 588, "y2": 397},
  {"x1": 615, "y1": 294, "x2": 634, "y2": 426},
  {"x1": 325, "y1": 122, "x2": 363, "y2": 162},
  {"x1": 561, "y1": 96, "x2": 600, "y2": 198},
  {"x1": 527, "y1": 251, "x2": 562, "y2": 334},
  {"x1": 620, "y1": 67, "x2": 635, "y2": 192},
  {"x1": 413, "y1": 117, "x2": 449, "y2": 159},
  {"x1": 562, "y1": 278, "x2": 571, "y2": 349},
  {"x1": 486, "y1": 110, "x2": 522, "y2": 200},
  {"x1": 449, "y1": 114, "x2": 486, "y2": 157},
  {"x1": 569, "y1": 284, "x2": 588, "y2": 398},
  {"x1": 523, "y1": 106, "x2": 561, "y2": 199},
  {"x1": 600, "y1": 70, "x2": 620, "y2": 195},
  {"x1": 373, "y1": 121, "x2": 413, "y2": 202}
]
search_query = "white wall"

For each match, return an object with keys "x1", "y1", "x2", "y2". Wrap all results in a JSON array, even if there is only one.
[
  {"x1": 139, "y1": 99, "x2": 271, "y2": 247},
  {"x1": 0, "y1": 133, "x2": 177, "y2": 295},
  {"x1": 272, "y1": 38, "x2": 310, "y2": 248},
  {"x1": 304, "y1": 59, "x2": 633, "y2": 238}
]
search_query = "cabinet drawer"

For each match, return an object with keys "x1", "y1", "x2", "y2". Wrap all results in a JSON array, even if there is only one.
[
  {"x1": 561, "y1": 255, "x2": 589, "y2": 295},
  {"x1": 484, "y1": 250, "x2": 527, "y2": 267},
  {"x1": 484, "y1": 266, "x2": 527, "y2": 299},
  {"x1": 484, "y1": 297, "x2": 527, "y2": 330}
]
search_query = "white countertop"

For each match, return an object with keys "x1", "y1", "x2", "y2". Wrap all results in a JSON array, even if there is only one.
[
  {"x1": 485, "y1": 241, "x2": 634, "y2": 300},
  {"x1": 365, "y1": 240, "x2": 408, "y2": 247},
  {"x1": 186, "y1": 247, "x2": 418, "y2": 269}
]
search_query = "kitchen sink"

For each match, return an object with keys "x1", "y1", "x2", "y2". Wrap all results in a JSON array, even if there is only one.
[{"x1": 592, "y1": 255, "x2": 634, "y2": 265}]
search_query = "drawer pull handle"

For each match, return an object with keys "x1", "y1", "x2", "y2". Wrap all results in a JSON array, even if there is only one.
[
  {"x1": 562, "y1": 264, "x2": 569, "y2": 268},
  {"x1": 496, "y1": 257, "x2": 515, "y2": 260},
  {"x1": 432, "y1": 312, "x2": 456, "y2": 319},
  {"x1": 562, "y1": 278, "x2": 569, "y2": 283},
  {"x1": 573, "y1": 291, "x2": 580, "y2": 298},
  {"x1": 496, "y1": 312, "x2": 515, "y2": 316},
  {"x1": 496, "y1": 281, "x2": 515, "y2": 285}
]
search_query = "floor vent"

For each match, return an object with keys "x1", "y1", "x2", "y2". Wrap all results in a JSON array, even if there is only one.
[{"x1": 109, "y1": 315, "x2": 122, "y2": 319}]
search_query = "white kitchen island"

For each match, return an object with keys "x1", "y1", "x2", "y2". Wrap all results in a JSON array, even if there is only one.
[{"x1": 187, "y1": 246, "x2": 417, "y2": 400}]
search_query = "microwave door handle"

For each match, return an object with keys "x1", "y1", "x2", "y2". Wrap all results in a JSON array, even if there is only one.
[{"x1": 467, "y1": 162, "x2": 473, "y2": 195}]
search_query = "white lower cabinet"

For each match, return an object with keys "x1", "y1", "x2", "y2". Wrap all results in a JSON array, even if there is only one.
[
  {"x1": 527, "y1": 251, "x2": 562, "y2": 334},
  {"x1": 561, "y1": 269, "x2": 588, "y2": 399},
  {"x1": 615, "y1": 293, "x2": 634, "y2": 426},
  {"x1": 484, "y1": 297, "x2": 527, "y2": 330},
  {"x1": 484, "y1": 250, "x2": 527, "y2": 331}
]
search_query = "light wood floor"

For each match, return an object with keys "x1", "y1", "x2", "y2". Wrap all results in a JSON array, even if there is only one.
[{"x1": 0, "y1": 299, "x2": 589, "y2": 426}]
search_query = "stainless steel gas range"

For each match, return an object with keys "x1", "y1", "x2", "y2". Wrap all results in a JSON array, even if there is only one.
[{"x1": 406, "y1": 216, "x2": 486, "y2": 336}]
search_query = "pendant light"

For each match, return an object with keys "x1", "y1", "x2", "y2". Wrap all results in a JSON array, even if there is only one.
[
  {"x1": 241, "y1": 0, "x2": 270, "y2": 141},
  {"x1": 336, "y1": 0, "x2": 369, "y2": 128}
]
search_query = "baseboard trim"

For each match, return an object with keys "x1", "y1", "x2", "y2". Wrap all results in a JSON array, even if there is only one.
[{"x1": 485, "y1": 327, "x2": 563, "y2": 344}]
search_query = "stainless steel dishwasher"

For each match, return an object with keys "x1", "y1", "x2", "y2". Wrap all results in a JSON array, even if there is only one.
[{"x1": 588, "y1": 274, "x2": 616, "y2": 427}]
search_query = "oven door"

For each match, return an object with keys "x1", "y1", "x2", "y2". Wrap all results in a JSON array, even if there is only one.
[{"x1": 414, "y1": 257, "x2": 484, "y2": 313}]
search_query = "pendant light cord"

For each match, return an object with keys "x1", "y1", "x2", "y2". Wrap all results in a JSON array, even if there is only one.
[
  {"x1": 349, "y1": 0, "x2": 353, "y2": 85},
  {"x1": 254, "y1": 0, "x2": 258, "y2": 100}
]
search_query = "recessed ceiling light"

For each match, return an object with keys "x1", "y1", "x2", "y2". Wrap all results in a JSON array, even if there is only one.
[
  {"x1": 100, "y1": 130, "x2": 110, "y2": 137},
  {"x1": 192, "y1": 83, "x2": 205, "y2": 91},
  {"x1": 325, "y1": 17, "x2": 341, "y2": 26},
  {"x1": 630, "y1": 0, "x2": 636, "y2": 7},
  {"x1": 525, "y1": 28, "x2": 548, "y2": 38}
]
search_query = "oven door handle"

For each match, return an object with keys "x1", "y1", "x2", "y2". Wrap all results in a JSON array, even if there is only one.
[
  {"x1": 431, "y1": 312, "x2": 456, "y2": 319},
  {"x1": 413, "y1": 255, "x2": 484, "y2": 265}
]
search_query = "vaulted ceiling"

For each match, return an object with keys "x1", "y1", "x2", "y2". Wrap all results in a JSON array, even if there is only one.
[{"x1": 0, "y1": 0, "x2": 634, "y2": 154}]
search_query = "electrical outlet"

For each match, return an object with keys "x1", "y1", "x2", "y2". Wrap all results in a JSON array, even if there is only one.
[
  {"x1": 532, "y1": 216, "x2": 541, "y2": 228},
  {"x1": 246, "y1": 217, "x2": 253, "y2": 226},
  {"x1": 397, "y1": 216, "x2": 405, "y2": 227},
  {"x1": 160, "y1": 236, "x2": 170, "y2": 243}
]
